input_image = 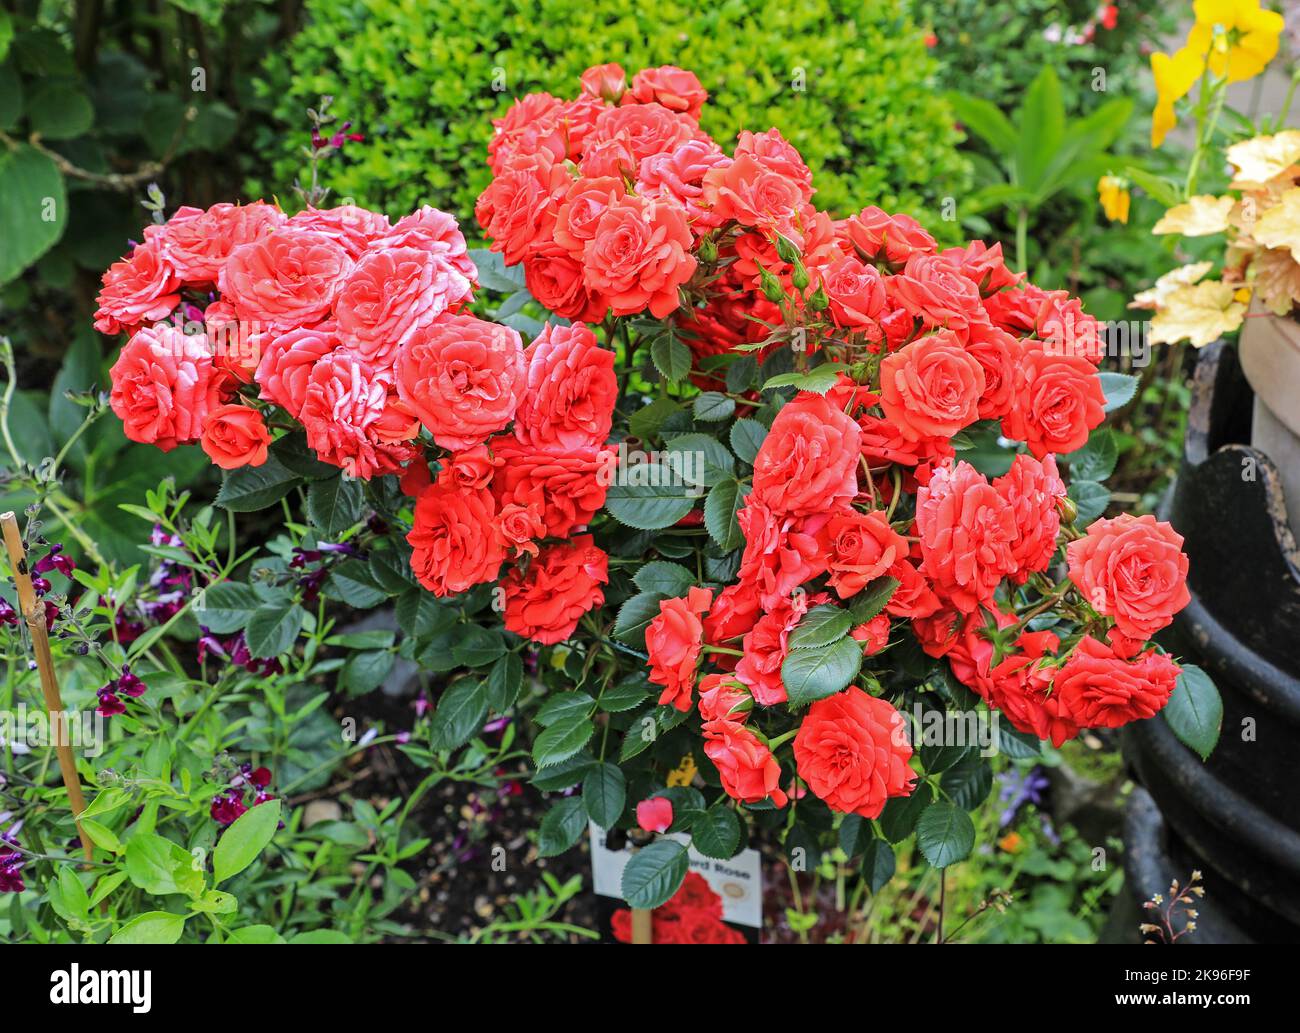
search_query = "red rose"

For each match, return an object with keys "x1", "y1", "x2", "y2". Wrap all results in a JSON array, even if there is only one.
[
  {"x1": 820, "y1": 255, "x2": 888, "y2": 335},
  {"x1": 512, "y1": 322, "x2": 617, "y2": 450},
  {"x1": 879, "y1": 329, "x2": 985, "y2": 442},
  {"x1": 582, "y1": 195, "x2": 697, "y2": 318},
  {"x1": 702, "y1": 718, "x2": 788, "y2": 807},
  {"x1": 825, "y1": 510, "x2": 909, "y2": 599},
  {"x1": 936, "y1": 240, "x2": 1021, "y2": 295},
  {"x1": 734, "y1": 590, "x2": 828, "y2": 706},
  {"x1": 156, "y1": 201, "x2": 285, "y2": 284},
  {"x1": 752, "y1": 392, "x2": 861, "y2": 516},
  {"x1": 701, "y1": 153, "x2": 806, "y2": 235},
  {"x1": 109, "y1": 325, "x2": 219, "y2": 449},
  {"x1": 1066, "y1": 513, "x2": 1190, "y2": 639},
  {"x1": 1000, "y1": 341, "x2": 1106, "y2": 458},
  {"x1": 736, "y1": 502, "x2": 830, "y2": 610},
  {"x1": 915, "y1": 461, "x2": 1018, "y2": 613},
  {"x1": 703, "y1": 582, "x2": 762, "y2": 647},
  {"x1": 837, "y1": 206, "x2": 936, "y2": 265},
  {"x1": 884, "y1": 558, "x2": 942, "y2": 619},
  {"x1": 850, "y1": 614, "x2": 892, "y2": 656},
  {"x1": 373, "y1": 205, "x2": 479, "y2": 286},
  {"x1": 588, "y1": 102, "x2": 696, "y2": 166},
  {"x1": 490, "y1": 439, "x2": 613, "y2": 538},
  {"x1": 552, "y1": 176, "x2": 626, "y2": 259},
  {"x1": 637, "y1": 138, "x2": 730, "y2": 233},
  {"x1": 735, "y1": 128, "x2": 813, "y2": 196},
  {"x1": 407, "y1": 482, "x2": 505, "y2": 597},
  {"x1": 495, "y1": 501, "x2": 546, "y2": 558},
  {"x1": 580, "y1": 63, "x2": 627, "y2": 102},
  {"x1": 220, "y1": 229, "x2": 353, "y2": 332},
  {"x1": 889, "y1": 254, "x2": 987, "y2": 334},
  {"x1": 200, "y1": 403, "x2": 271, "y2": 470},
  {"x1": 300, "y1": 349, "x2": 419, "y2": 478},
  {"x1": 793, "y1": 687, "x2": 916, "y2": 819},
  {"x1": 475, "y1": 152, "x2": 572, "y2": 265},
  {"x1": 502, "y1": 536, "x2": 608, "y2": 644},
  {"x1": 523, "y1": 247, "x2": 609, "y2": 322},
  {"x1": 965, "y1": 321, "x2": 1024, "y2": 420},
  {"x1": 94, "y1": 241, "x2": 181, "y2": 335},
  {"x1": 395, "y1": 314, "x2": 526, "y2": 452},
  {"x1": 697, "y1": 673, "x2": 752, "y2": 723},
  {"x1": 994, "y1": 453, "x2": 1066, "y2": 583},
  {"x1": 625, "y1": 66, "x2": 708, "y2": 121},
  {"x1": 645, "y1": 586, "x2": 713, "y2": 711},
  {"x1": 983, "y1": 629, "x2": 1079, "y2": 747},
  {"x1": 486, "y1": 92, "x2": 566, "y2": 173},
  {"x1": 1053, "y1": 636, "x2": 1180, "y2": 729},
  {"x1": 857, "y1": 411, "x2": 955, "y2": 479},
  {"x1": 439, "y1": 444, "x2": 494, "y2": 490}
]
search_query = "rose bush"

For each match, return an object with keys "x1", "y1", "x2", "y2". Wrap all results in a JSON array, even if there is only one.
[{"x1": 92, "y1": 64, "x2": 1221, "y2": 919}]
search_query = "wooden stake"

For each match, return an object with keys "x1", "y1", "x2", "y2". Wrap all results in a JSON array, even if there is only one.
[
  {"x1": 631, "y1": 907, "x2": 653, "y2": 944},
  {"x1": 1, "y1": 511, "x2": 94, "y2": 863}
]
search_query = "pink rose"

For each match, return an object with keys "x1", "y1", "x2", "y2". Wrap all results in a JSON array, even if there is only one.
[
  {"x1": 94, "y1": 242, "x2": 181, "y2": 335},
  {"x1": 286, "y1": 205, "x2": 392, "y2": 258},
  {"x1": 220, "y1": 229, "x2": 353, "y2": 331},
  {"x1": 109, "y1": 325, "x2": 220, "y2": 450}
]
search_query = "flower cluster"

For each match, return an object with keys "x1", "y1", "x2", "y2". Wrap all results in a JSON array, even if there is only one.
[{"x1": 611, "y1": 871, "x2": 744, "y2": 944}]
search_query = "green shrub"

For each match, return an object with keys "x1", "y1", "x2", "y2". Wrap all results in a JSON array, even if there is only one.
[{"x1": 251, "y1": 0, "x2": 970, "y2": 227}]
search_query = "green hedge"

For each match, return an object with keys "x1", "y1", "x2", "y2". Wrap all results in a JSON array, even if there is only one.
[{"x1": 251, "y1": 0, "x2": 970, "y2": 227}]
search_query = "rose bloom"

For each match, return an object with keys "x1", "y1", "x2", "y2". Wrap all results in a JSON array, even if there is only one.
[
  {"x1": 851, "y1": 614, "x2": 892, "y2": 656},
  {"x1": 1066, "y1": 513, "x2": 1190, "y2": 640},
  {"x1": 735, "y1": 128, "x2": 814, "y2": 196},
  {"x1": 502, "y1": 535, "x2": 608, "y2": 644},
  {"x1": 751, "y1": 392, "x2": 862, "y2": 516},
  {"x1": 552, "y1": 176, "x2": 626, "y2": 259},
  {"x1": 636, "y1": 138, "x2": 731, "y2": 233},
  {"x1": 981, "y1": 629, "x2": 1079, "y2": 747},
  {"x1": 858, "y1": 411, "x2": 955, "y2": 483},
  {"x1": 736, "y1": 502, "x2": 830, "y2": 609},
  {"x1": 93, "y1": 241, "x2": 181, "y2": 335},
  {"x1": 1053, "y1": 636, "x2": 1180, "y2": 729},
  {"x1": 578, "y1": 132, "x2": 639, "y2": 180},
  {"x1": 625, "y1": 65, "x2": 708, "y2": 121},
  {"x1": 523, "y1": 247, "x2": 610, "y2": 322},
  {"x1": 837, "y1": 206, "x2": 936, "y2": 265},
  {"x1": 915, "y1": 461, "x2": 1018, "y2": 613},
  {"x1": 512, "y1": 322, "x2": 617, "y2": 450},
  {"x1": 702, "y1": 153, "x2": 806, "y2": 235},
  {"x1": 475, "y1": 152, "x2": 573, "y2": 265},
  {"x1": 582, "y1": 195, "x2": 697, "y2": 318},
  {"x1": 200, "y1": 403, "x2": 271, "y2": 470},
  {"x1": 937, "y1": 240, "x2": 1021, "y2": 295},
  {"x1": 888, "y1": 253, "x2": 987, "y2": 335},
  {"x1": 490, "y1": 439, "x2": 613, "y2": 538},
  {"x1": 374, "y1": 205, "x2": 479, "y2": 284},
  {"x1": 253, "y1": 324, "x2": 340, "y2": 418},
  {"x1": 981, "y1": 284, "x2": 1045, "y2": 335},
  {"x1": 793, "y1": 687, "x2": 916, "y2": 819},
  {"x1": 994, "y1": 453, "x2": 1066, "y2": 582},
  {"x1": 406, "y1": 481, "x2": 505, "y2": 597},
  {"x1": 820, "y1": 255, "x2": 887, "y2": 334},
  {"x1": 286, "y1": 204, "x2": 392, "y2": 258},
  {"x1": 109, "y1": 325, "x2": 220, "y2": 449},
  {"x1": 884, "y1": 558, "x2": 942, "y2": 619},
  {"x1": 588, "y1": 102, "x2": 696, "y2": 166},
  {"x1": 697, "y1": 673, "x2": 752, "y2": 723},
  {"x1": 220, "y1": 229, "x2": 353, "y2": 331},
  {"x1": 734, "y1": 590, "x2": 825, "y2": 706},
  {"x1": 879, "y1": 329, "x2": 985, "y2": 442},
  {"x1": 581, "y1": 62, "x2": 627, "y2": 102},
  {"x1": 487, "y1": 92, "x2": 565, "y2": 171},
  {"x1": 702, "y1": 718, "x2": 788, "y2": 807},
  {"x1": 299, "y1": 349, "x2": 419, "y2": 478},
  {"x1": 1000, "y1": 341, "x2": 1106, "y2": 457},
  {"x1": 334, "y1": 246, "x2": 474, "y2": 366},
  {"x1": 645, "y1": 586, "x2": 713, "y2": 712},
  {"x1": 703, "y1": 582, "x2": 762, "y2": 647},
  {"x1": 155, "y1": 201, "x2": 285, "y2": 284},
  {"x1": 395, "y1": 313, "x2": 525, "y2": 451},
  {"x1": 440, "y1": 444, "x2": 494, "y2": 490},
  {"x1": 965, "y1": 321, "x2": 1024, "y2": 420},
  {"x1": 825, "y1": 510, "x2": 909, "y2": 599},
  {"x1": 496, "y1": 501, "x2": 546, "y2": 557}
]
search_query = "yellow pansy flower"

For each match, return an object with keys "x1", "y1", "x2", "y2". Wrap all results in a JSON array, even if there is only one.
[
  {"x1": 1151, "y1": 45, "x2": 1206, "y2": 148},
  {"x1": 1098, "y1": 175, "x2": 1131, "y2": 223},
  {"x1": 1187, "y1": 0, "x2": 1284, "y2": 83}
]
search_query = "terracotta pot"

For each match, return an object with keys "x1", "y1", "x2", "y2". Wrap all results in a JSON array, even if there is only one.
[{"x1": 1239, "y1": 300, "x2": 1300, "y2": 531}]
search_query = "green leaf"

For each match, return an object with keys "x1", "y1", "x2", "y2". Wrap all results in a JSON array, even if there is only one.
[
  {"x1": 730, "y1": 418, "x2": 767, "y2": 464},
  {"x1": 109, "y1": 911, "x2": 186, "y2": 945},
  {"x1": 1068, "y1": 480, "x2": 1110, "y2": 526},
  {"x1": 725, "y1": 355, "x2": 756, "y2": 392},
  {"x1": 429, "y1": 679, "x2": 489, "y2": 750},
  {"x1": 287, "y1": 929, "x2": 352, "y2": 944},
  {"x1": 693, "y1": 391, "x2": 735, "y2": 422},
  {"x1": 940, "y1": 754, "x2": 994, "y2": 811},
  {"x1": 244, "y1": 602, "x2": 303, "y2": 659},
  {"x1": 633, "y1": 561, "x2": 696, "y2": 597},
  {"x1": 692, "y1": 802, "x2": 742, "y2": 859},
  {"x1": 28, "y1": 78, "x2": 93, "y2": 139},
  {"x1": 451, "y1": 625, "x2": 507, "y2": 667},
  {"x1": 762, "y1": 364, "x2": 842, "y2": 394},
  {"x1": 599, "y1": 673, "x2": 651, "y2": 713},
  {"x1": 126, "y1": 834, "x2": 202, "y2": 896},
  {"x1": 307, "y1": 475, "x2": 363, "y2": 536},
  {"x1": 621, "y1": 839, "x2": 689, "y2": 909},
  {"x1": 944, "y1": 91, "x2": 1017, "y2": 153},
  {"x1": 915, "y1": 801, "x2": 976, "y2": 869},
  {"x1": 781, "y1": 636, "x2": 863, "y2": 706},
  {"x1": 1164, "y1": 664, "x2": 1222, "y2": 761},
  {"x1": 215, "y1": 454, "x2": 302, "y2": 512},
  {"x1": 1098, "y1": 371, "x2": 1138, "y2": 412},
  {"x1": 533, "y1": 713, "x2": 595, "y2": 768},
  {"x1": 538, "y1": 797, "x2": 587, "y2": 857},
  {"x1": 663, "y1": 432, "x2": 735, "y2": 487},
  {"x1": 485, "y1": 652, "x2": 523, "y2": 711},
  {"x1": 0, "y1": 145, "x2": 67, "y2": 284},
  {"x1": 838, "y1": 814, "x2": 870, "y2": 858},
  {"x1": 1015, "y1": 67, "x2": 1065, "y2": 195},
  {"x1": 788, "y1": 603, "x2": 852, "y2": 650},
  {"x1": 213, "y1": 800, "x2": 281, "y2": 884},
  {"x1": 613, "y1": 591, "x2": 666, "y2": 651},
  {"x1": 340, "y1": 649, "x2": 393, "y2": 694},
  {"x1": 1064, "y1": 427, "x2": 1118, "y2": 482},
  {"x1": 650, "y1": 333, "x2": 692, "y2": 382},
  {"x1": 582, "y1": 763, "x2": 626, "y2": 829},
  {"x1": 848, "y1": 576, "x2": 899, "y2": 624},
  {"x1": 194, "y1": 581, "x2": 267, "y2": 634},
  {"x1": 628, "y1": 396, "x2": 679, "y2": 440},
  {"x1": 880, "y1": 782, "x2": 932, "y2": 843},
  {"x1": 861, "y1": 838, "x2": 896, "y2": 892},
  {"x1": 703, "y1": 478, "x2": 748, "y2": 552},
  {"x1": 1125, "y1": 165, "x2": 1182, "y2": 208},
  {"x1": 535, "y1": 691, "x2": 596, "y2": 727},
  {"x1": 605, "y1": 464, "x2": 697, "y2": 529},
  {"x1": 80, "y1": 819, "x2": 121, "y2": 854}
]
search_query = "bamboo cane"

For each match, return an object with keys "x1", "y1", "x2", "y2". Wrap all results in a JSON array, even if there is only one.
[
  {"x1": 630, "y1": 907, "x2": 653, "y2": 944},
  {"x1": 1, "y1": 511, "x2": 94, "y2": 863}
]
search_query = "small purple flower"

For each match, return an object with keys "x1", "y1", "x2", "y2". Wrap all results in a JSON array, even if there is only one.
[
  {"x1": 117, "y1": 666, "x2": 146, "y2": 698},
  {"x1": 0, "y1": 598, "x2": 16, "y2": 627},
  {"x1": 0, "y1": 850, "x2": 24, "y2": 894},
  {"x1": 30, "y1": 575, "x2": 51, "y2": 596},
  {"x1": 997, "y1": 765, "x2": 1050, "y2": 828},
  {"x1": 210, "y1": 792, "x2": 248, "y2": 826},
  {"x1": 96, "y1": 688, "x2": 126, "y2": 717},
  {"x1": 32, "y1": 543, "x2": 76, "y2": 579}
]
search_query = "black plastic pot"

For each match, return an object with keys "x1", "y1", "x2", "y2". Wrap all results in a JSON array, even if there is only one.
[{"x1": 1121, "y1": 342, "x2": 1300, "y2": 944}]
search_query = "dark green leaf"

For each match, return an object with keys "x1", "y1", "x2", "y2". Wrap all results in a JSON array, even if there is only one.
[
  {"x1": 1164, "y1": 664, "x2": 1222, "y2": 761},
  {"x1": 621, "y1": 840, "x2": 689, "y2": 909},
  {"x1": 781, "y1": 636, "x2": 863, "y2": 706},
  {"x1": 916, "y1": 802, "x2": 976, "y2": 869}
]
